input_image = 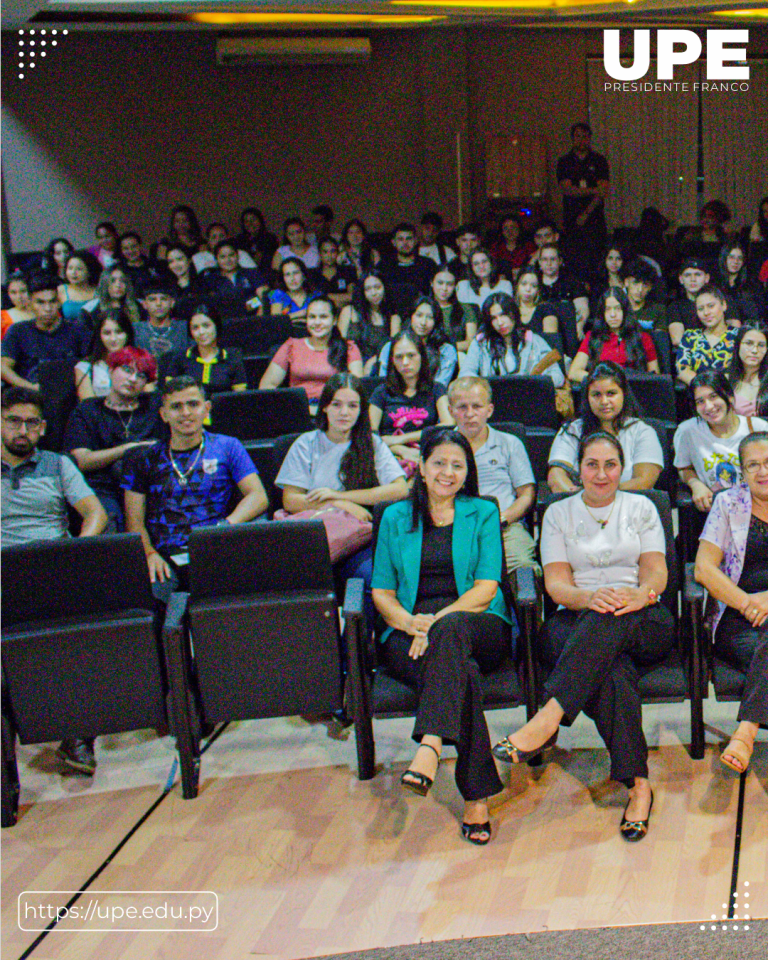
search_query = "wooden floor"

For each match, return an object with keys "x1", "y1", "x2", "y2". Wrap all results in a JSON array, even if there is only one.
[{"x1": 2, "y1": 704, "x2": 766, "y2": 960}]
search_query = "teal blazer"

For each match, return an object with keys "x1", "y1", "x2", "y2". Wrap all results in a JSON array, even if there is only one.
[{"x1": 371, "y1": 496, "x2": 516, "y2": 644}]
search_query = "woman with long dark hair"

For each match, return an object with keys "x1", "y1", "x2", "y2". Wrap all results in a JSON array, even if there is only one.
[
  {"x1": 515, "y1": 267, "x2": 559, "y2": 335},
  {"x1": 43, "y1": 238, "x2": 75, "y2": 282},
  {"x1": 268, "y1": 256, "x2": 316, "y2": 326},
  {"x1": 372, "y1": 426, "x2": 517, "y2": 844},
  {"x1": 548, "y1": 360, "x2": 663, "y2": 493},
  {"x1": 377, "y1": 296, "x2": 458, "y2": 387},
  {"x1": 155, "y1": 205, "x2": 204, "y2": 260},
  {"x1": 338, "y1": 269, "x2": 400, "y2": 373},
  {"x1": 164, "y1": 245, "x2": 201, "y2": 322},
  {"x1": 75, "y1": 308, "x2": 135, "y2": 401},
  {"x1": 259, "y1": 296, "x2": 363, "y2": 413},
  {"x1": 727, "y1": 325, "x2": 768, "y2": 417},
  {"x1": 234, "y1": 206, "x2": 277, "y2": 270},
  {"x1": 164, "y1": 302, "x2": 247, "y2": 397},
  {"x1": 57, "y1": 251, "x2": 101, "y2": 321},
  {"x1": 271, "y1": 217, "x2": 319, "y2": 271},
  {"x1": 431, "y1": 262, "x2": 478, "y2": 352},
  {"x1": 338, "y1": 218, "x2": 380, "y2": 277},
  {"x1": 464, "y1": 292, "x2": 564, "y2": 385},
  {"x1": 568, "y1": 286, "x2": 659, "y2": 383},
  {"x1": 490, "y1": 213, "x2": 534, "y2": 277},
  {"x1": 456, "y1": 248, "x2": 512, "y2": 309},
  {"x1": 717, "y1": 240, "x2": 763, "y2": 323}
]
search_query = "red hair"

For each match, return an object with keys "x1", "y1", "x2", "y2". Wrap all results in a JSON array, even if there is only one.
[{"x1": 107, "y1": 346, "x2": 157, "y2": 383}]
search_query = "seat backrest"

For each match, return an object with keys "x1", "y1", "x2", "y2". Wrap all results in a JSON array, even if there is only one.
[
  {"x1": 243, "y1": 354, "x2": 271, "y2": 389},
  {"x1": 37, "y1": 358, "x2": 78, "y2": 453},
  {"x1": 188, "y1": 520, "x2": 336, "y2": 600},
  {"x1": 644, "y1": 416, "x2": 674, "y2": 495},
  {"x1": 1, "y1": 533, "x2": 154, "y2": 627},
  {"x1": 625, "y1": 372, "x2": 677, "y2": 424},
  {"x1": 650, "y1": 330, "x2": 672, "y2": 376},
  {"x1": 219, "y1": 316, "x2": 291, "y2": 353},
  {"x1": 360, "y1": 376, "x2": 385, "y2": 398},
  {"x1": 541, "y1": 489, "x2": 678, "y2": 613},
  {"x1": 211, "y1": 388, "x2": 312, "y2": 440},
  {"x1": 244, "y1": 433, "x2": 301, "y2": 516},
  {"x1": 488, "y1": 375, "x2": 559, "y2": 430}
]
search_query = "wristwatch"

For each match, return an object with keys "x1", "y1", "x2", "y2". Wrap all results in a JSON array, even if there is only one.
[{"x1": 647, "y1": 589, "x2": 659, "y2": 605}]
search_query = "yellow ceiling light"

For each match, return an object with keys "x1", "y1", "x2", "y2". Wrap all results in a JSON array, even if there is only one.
[
  {"x1": 391, "y1": 1, "x2": 620, "y2": 8},
  {"x1": 192, "y1": 13, "x2": 444, "y2": 25},
  {"x1": 712, "y1": 8, "x2": 768, "y2": 16}
]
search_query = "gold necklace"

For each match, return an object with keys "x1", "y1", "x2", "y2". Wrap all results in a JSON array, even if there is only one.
[
  {"x1": 168, "y1": 436, "x2": 205, "y2": 488},
  {"x1": 582, "y1": 493, "x2": 617, "y2": 529}
]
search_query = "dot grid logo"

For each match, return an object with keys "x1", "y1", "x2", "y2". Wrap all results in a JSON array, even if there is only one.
[
  {"x1": 602, "y1": 29, "x2": 750, "y2": 93},
  {"x1": 701, "y1": 880, "x2": 753, "y2": 932},
  {"x1": 17, "y1": 28, "x2": 69, "y2": 80}
]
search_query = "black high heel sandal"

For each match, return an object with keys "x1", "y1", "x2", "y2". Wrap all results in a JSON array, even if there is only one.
[{"x1": 401, "y1": 742, "x2": 441, "y2": 797}]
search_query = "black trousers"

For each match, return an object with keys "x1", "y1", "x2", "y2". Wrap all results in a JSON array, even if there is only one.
[
  {"x1": 717, "y1": 614, "x2": 768, "y2": 726},
  {"x1": 540, "y1": 606, "x2": 675, "y2": 785},
  {"x1": 381, "y1": 612, "x2": 511, "y2": 802}
]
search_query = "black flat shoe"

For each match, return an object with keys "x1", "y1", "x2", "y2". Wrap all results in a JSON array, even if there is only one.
[
  {"x1": 56, "y1": 737, "x2": 96, "y2": 776},
  {"x1": 620, "y1": 790, "x2": 654, "y2": 842},
  {"x1": 401, "y1": 742, "x2": 440, "y2": 797},
  {"x1": 461, "y1": 821, "x2": 491, "y2": 845},
  {"x1": 492, "y1": 731, "x2": 557, "y2": 765}
]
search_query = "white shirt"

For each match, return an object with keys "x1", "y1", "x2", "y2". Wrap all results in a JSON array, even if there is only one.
[
  {"x1": 455, "y1": 278, "x2": 513, "y2": 309},
  {"x1": 673, "y1": 414, "x2": 768, "y2": 490},
  {"x1": 192, "y1": 249, "x2": 256, "y2": 274},
  {"x1": 541, "y1": 491, "x2": 665, "y2": 591},
  {"x1": 549, "y1": 419, "x2": 664, "y2": 484},
  {"x1": 275, "y1": 430, "x2": 405, "y2": 491}
]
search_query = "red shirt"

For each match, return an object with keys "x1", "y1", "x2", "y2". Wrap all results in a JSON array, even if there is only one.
[{"x1": 577, "y1": 330, "x2": 657, "y2": 368}]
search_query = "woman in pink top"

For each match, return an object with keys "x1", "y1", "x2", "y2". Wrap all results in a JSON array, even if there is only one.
[
  {"x1": 259, "y1": 295, "x2": 363, "y2": 412},
  {"x1": 727, "y1": 325, "x2": 768, "y2": 417}
]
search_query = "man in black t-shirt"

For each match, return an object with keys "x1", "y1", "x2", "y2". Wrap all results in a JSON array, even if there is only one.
[
  {"x1": 666, "y1": 257, "x2": 711, "y2": 347},
  {"x1": 379, "y1": 222, "x2": 436, "y2": 315},
  {"x1": 1, "y1": 272, "x2": 86, "y2": 389},
  {"x1": 557, "y1": 123, "x2": 610, "y2": 278},
  {"x1": 65, "y1": 346, "x2": 163, "y2": 530}
]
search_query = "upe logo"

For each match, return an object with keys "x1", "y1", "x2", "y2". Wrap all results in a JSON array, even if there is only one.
[{"x1": 603, "y1": 29, "x2": 749, "y2": 81}]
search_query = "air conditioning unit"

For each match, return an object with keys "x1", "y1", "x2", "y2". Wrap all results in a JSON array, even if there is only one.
[{"x1": 216, "y1": 36, "x2": 372, "y2": 67}]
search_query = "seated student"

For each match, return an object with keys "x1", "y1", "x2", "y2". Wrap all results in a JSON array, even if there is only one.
[
  {"x1": 154, "y1": 205, "x2": 205, "y2": 261},
  {"x1": 234, "y1": 207, "x2": 278, "y2": 273},
  {"x1": 588, "y1": 242, "x2": 627, "y2": 314},
  {"x1": 118, "y1": 232, "x2": 164, "y2": 296},
  {"x1": 514, "y1": 267, "x2": 559, "y2": 336},
  {"x1": 455, "y1": 249, "x2": 513, "y2": 310},
  {"x1": 369, "y1": 328, "x2": 454, "y2": 476},
  {"x1": 549, "y1": 361, "x2": 663, "y2": 493},
  {"x1": 449, "y1": 376, "x2": 538, "y2": 574},
  {"x1": 75, "y1": 308, "x2": 135, "y2": 401},
  {"x1": 80, "y1": 264, "x2": 142, "y2": 330},
  {"x1": 377, "y1": 296, "x2": 458, "y2": 388},
  {"x1": 674, "y1": 370, "x2": 768, "y2": 513},
  {"x1": 89, "y1": 221, "x2": 119, "y2": 268},
  {"x1": 163, "y1": 302, "x2": 247, "y2": 398},
  {"x1": 276, "y1": 372, "x2": 408, "y2": 629},
  {"x1": 1, "y1": 385, "x2": 108, "y2": 776},
  {"x1": 202, "y1": 240, "x2": 267, "y2": 318},
  {"x1": 1, "y1": 273, "x2": 34, "y2": 340},
  {"x1": 727, "y1": 325, "x2": 768, "y2": 417},
  {"x1": 678, "y1": 200, "x2": 728, "y2": 273},
  {"x1": 490, "y1": 213, "x2": 535, "y2": 278},
  {"x1": 717, "y1": 240, "x2": 764, "y2": 324},
  {"x1": 464, "y1": 292, "x2": 565, "y2": 386},
  {"x1": 676, "y1": 284, "x2": 739, "y2": 385},
  {"x1": 450, "y1": 223, "x2": 482, "y2": 281},
  {"x1": 57, "y1": 251, "x2": 100, "y2": 321},
  {"x1": 418, "y1": 212, "x2": 456, "y2": 266},
  {"x1": 43, "y1": 237, "x2": 75, "y2": 284},
  {"x1": 430, "y1": 263, "x2": 477, "y2": 353},
  {"x1": 123, "y1": 376, "x2": 268, "y2": 603},
  {"x1": 338, "y1": 218, "x2": 380, "y2": 278},
  {"x1": 268, "y1": 256, "x2": 317, "y2": 326},
  {"x1": 164, "y1": 245, "x2": 203, "y2": 323},
  {"x1": 307, "y1": 237, "x2": 356, "y2": 311},
  {"x1": 527, "y1": 219, "x2": 560, "y2": 268},
  {"x1": 259, "y1": 296, "x2": 363, "y2": 414},
  {"x1": 1, "y1": 272, "x2": 87, "y2": 391},
  {"x1": 338, "y1": 269, "x2": 401, "y2": 374},
  {"x1": 65, "y1": 347, "x2": 163, "y2": 530},
  {"x1": 378, "y1": 222, "x2": 436, "y2": 314},
  {"x1": 134, "y1": 282, "x2": 190, "y2": 362},
  {"x1": 568, "y1": 287, "x2": 659, "y2": 383},
  {"x1": 666, "y1": 257, "x2": 711, "y2": 347},
  {"x1": 271, "y1": 217, "x2": 320, "y2": 271},
  {"x1": 621, "y1": 258, "x2": 668, "y2": 333},
  {"x1": 537, "y1": 242, "x2": 590, "y2": 338},
  {"x1": 192, "y1": 223, "x2": 257, "y2": 276},
  {"x1": 694, "y1": 430, "x2": 768, "y2": 775},
  {"x1": 306, "y1": 203, "x2": 340, "y2": 246}
]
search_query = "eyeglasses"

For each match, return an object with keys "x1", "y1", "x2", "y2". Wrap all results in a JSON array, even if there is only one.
[
  {"x1": 2, "y1": 415, "x2": 43, "y2": 431},
  {"x1": 743, "y1": 459, "x2": 768, "y2": 475}
]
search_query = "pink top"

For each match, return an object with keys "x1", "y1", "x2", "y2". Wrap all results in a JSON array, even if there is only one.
[
  {"x1": 732, "y1": 392, "x2": 756, "y2": 417},
  {"x1": 271, "y1": 337, "x2": 362, "y2": 401}
]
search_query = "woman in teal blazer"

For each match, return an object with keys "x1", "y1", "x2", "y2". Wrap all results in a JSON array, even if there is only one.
[{"x1": 372, "y1": 427, "x2": 518, "y2": 845}]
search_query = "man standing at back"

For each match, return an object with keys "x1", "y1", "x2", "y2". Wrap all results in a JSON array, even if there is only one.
[{"x1": 557, "y1": 123, "x2": 610, "y2": 280}]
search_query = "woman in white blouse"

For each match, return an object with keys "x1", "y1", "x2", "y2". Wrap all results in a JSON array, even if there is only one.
[
  {"x1": 494, "y1": 432, "x2": 674, "y2": 842},
  {"x1": 548, "y1": 361, "x2": 663, "y2": 493},
  {"x1": 455, "y1": 249, "x2": 512, "y2": 310}
]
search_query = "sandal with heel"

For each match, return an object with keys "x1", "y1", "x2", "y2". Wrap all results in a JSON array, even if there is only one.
[{"x1": 401, "y1": 742, "x2": 441, "y2": 797}]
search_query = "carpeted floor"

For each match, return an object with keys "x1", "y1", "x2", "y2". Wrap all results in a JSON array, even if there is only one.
[{"x1": 316, "y1": 918, "x2": 767, "y2": 960}]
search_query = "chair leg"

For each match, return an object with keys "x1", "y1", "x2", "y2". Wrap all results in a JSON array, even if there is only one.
[
  {"x1": 161, "y1": 594, "x2": 200, "y2": 799},
  {"x1": 1, "y1": 712, "x2": 20, "y2": 828}
]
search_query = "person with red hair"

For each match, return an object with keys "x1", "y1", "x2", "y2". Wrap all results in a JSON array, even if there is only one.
[{"x1": 65, "y1": 346, "x2": 163, "y2": 530}]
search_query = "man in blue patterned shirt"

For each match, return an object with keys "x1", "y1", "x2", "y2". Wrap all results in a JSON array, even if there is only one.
[{"x1": 122, "y1": 375, "x2": 268, "y2": 602}]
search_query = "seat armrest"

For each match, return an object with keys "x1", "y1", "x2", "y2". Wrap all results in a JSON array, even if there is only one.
[
  {"x1": 684, "y1": 562, "x2": 705, "y2": 604},
  {"x1": 676, "y1": 487, "x2": 693, "y2": 509},
  {"x1": 342, "y1": 577, "x2": 365, "y2": 621},
  {"x1": 514, "y1": 566, "x2": 537, "y2": 607},
  {"x1": 163, "y1": 591, "x2": 190, "y2": 633}
]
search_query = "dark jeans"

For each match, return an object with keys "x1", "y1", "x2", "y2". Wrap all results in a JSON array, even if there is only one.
[
  {"x1": 717, "y1": 613, "x2": 768, "y2": 726},
  {"x1": 541, "y1": 606, "x2": 675, "y2": 785},
  {"x1": 381, "y1": 611, "x2": 511, "y2": 802},
  {"x1": 96, "y1": 491, "x2": 124, "y2": 533}
]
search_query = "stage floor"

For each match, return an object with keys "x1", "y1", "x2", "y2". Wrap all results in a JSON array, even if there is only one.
[{"x1": 2, "y1": 701, "x2": 765, "y2": 960}]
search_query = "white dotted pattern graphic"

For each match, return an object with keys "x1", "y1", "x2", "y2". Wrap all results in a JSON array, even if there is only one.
[
  {"x1": 700, "y1": 881, "x2": 751, "y2": 932},
  {"x1": 17, "y1": 27, "x2": 68, "y2": 80}
]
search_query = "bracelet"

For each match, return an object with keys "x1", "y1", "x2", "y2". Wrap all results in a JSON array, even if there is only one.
[{"x1": 647, "y1": 588, "x2": 659, "y2": 605}]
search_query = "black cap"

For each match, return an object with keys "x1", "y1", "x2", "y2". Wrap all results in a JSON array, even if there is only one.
[{"x1": 680, "y1": 257, "x2": 709, "y2": 273}]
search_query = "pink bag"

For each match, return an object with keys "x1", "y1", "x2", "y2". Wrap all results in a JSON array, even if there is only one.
[{"x1": 273, "y1": 507, "x2": 372, "y2": 563}]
